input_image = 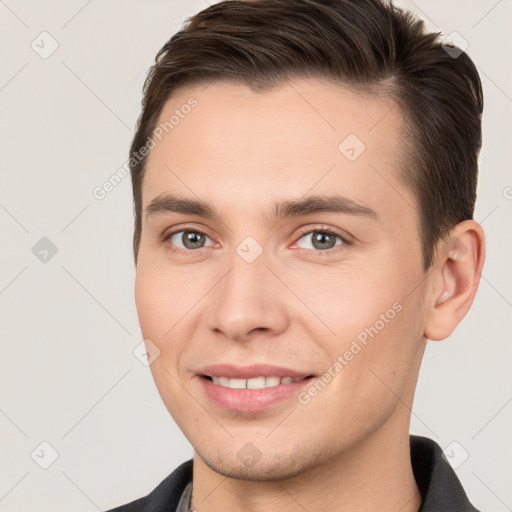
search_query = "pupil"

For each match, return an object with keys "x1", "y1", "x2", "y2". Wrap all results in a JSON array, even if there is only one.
[
  {"x1": 183, "y1": 231, "x2": 204, "y2": 249},
  {"x1": 312, "y1": 232, "x2": 335, "y2": 250}
]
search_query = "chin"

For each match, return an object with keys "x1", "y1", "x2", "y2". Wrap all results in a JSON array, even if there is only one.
[{"x1": 195, "y1": 443, "x2": 328, "y2": 482}]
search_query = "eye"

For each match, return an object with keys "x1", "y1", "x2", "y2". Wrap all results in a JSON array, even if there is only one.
[
  {"x1": 294, "y1": 228, "x2": 348, "y2": 252},
  {"x1": 165, "y1": 229, "x2": 215, "y2": 252},
  {"x1": 161, "y1": 226, "x2": 350, "y2": 255}
]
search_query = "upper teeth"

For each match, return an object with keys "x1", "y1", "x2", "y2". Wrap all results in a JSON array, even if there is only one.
[{"x1": 211, "y1": 376, "x2": 305, "y2": 389}]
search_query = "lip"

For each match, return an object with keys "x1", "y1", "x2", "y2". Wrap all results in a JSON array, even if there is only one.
[
  {"x1": 198, "y1": 376, "x2": 314, "y2": 412},
  {"x1": 196, "y1": 363, "x2": 316, "y2": 412},
  {"x1": 197, "y1": 363, "x2": 314, "y2": 379}
]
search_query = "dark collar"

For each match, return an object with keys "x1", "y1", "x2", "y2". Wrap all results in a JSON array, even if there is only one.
[
  {"x1": 106, "y1": 435, "x2": 480, "y2": 511},
  {"x1": 411, "y1": 435, "x2": 480, "y2": 511}
]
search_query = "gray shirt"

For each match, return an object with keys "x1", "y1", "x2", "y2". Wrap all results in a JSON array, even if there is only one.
[{"x1": 175, "y1": 481, "x2": 193, "y2": 512}]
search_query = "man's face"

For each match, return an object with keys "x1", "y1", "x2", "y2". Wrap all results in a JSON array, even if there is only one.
[{"x1": 135, "y1": 79, "x2": 430, "y2": 479}]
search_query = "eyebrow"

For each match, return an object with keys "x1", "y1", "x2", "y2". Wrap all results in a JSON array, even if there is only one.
[{"x1": 145, "y1": 193, "x2": 379, "y2": 222}]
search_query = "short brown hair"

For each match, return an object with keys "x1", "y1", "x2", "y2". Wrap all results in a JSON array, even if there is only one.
[{"x1": 129, "y1": 0, "x2": 483, "y2": 269}]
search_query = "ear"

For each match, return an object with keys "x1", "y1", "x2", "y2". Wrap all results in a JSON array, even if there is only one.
[{"x1": 424, "y1": 220, "x2": 486, "y2": 341}]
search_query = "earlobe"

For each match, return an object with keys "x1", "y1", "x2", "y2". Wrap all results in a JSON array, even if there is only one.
[{"x1": 424, "y1": 220, "x2": 485, "y2": 341}]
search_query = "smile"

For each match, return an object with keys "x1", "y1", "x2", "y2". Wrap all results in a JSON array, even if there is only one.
[{"x1": 206, "y1": 375, "x2": 308, "y2": 389}]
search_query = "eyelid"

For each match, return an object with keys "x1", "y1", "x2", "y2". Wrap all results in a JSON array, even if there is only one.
[
  {"x1": 161, "y1": 223, "x2": 352, "y2": 254},
  {"x1": 290, "y1": 224, "x2": 352, "y2": 253},
  {"x1": 293, "y1": 224, "x2": 352, "y2": 243},
  {"x1": 160, "y1": 224, "x2": 217, "y2": 252}
]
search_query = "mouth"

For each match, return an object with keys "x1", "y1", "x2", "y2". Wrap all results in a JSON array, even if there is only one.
[
  {"x1": 196, "y1": 364, "x2": 317, "y2": 412},
  {"x1": 196, "y1": 363, "x2": 317, "y2": 411},
  {"x1": 201, "y1": 374, "x2": 315, "y2": 390}
]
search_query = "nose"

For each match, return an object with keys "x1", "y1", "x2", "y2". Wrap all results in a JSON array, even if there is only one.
[{"x1": 205, "y1": 246, "x2": 290, "y2": 343}]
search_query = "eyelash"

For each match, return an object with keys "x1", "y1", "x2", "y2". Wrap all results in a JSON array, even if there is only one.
[{"x1": 160, "y1": 225, "x2": 351, "y2": 257}]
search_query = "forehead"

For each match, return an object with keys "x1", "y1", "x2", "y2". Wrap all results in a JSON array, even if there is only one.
[{"x1": 142, "y1": 78, "x2": 413, "y2": 222}]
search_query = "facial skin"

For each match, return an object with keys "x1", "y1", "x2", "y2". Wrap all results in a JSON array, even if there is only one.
[{"x1": 134, "y1": 79, "x2": 485, "y2": 512}]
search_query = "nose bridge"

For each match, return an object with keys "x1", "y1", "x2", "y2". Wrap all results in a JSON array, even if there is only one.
[{"x1": 206, "y1": 239, "x2": 288, "y2": 340}]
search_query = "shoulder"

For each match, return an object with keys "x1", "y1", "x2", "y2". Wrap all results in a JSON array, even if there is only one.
[
  {"x1": 410, "y1": 435, "x2": 481, "y2": 512},
  {"x1": 104, "y1": 459, "x2": 193, "y2": 512}
]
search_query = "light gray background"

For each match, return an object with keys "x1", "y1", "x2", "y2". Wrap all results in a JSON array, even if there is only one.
[{"x1": 0, "y1": 1, "x2": 510, "y2": 510}]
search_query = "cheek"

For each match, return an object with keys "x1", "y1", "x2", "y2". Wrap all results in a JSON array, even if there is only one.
[
  {"x1": 293, "y1": 291, "x2": 424, "y2": 444},
  {"x1": 135, "y1": 266, "x2": 202, "y2": 427},
  {"x1": 287, "y1": 260, "x2": 424, "y2": 398},
  {"x1": 134, "y1": 260, "x2": 213, "y2": 385},
  {"x1": 287, "y1": 261, "x2": 402, "y2": 339},
  {"x1": 135, "y1": 269, "x2": 165, "y2": 339},
  {"x1": 134, "y1": 259, "x2": 195, "y2": 338}
]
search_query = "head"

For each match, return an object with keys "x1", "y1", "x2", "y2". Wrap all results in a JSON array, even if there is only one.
[{"x1": 131, "y1": 0, "x2": 485, "y2": 480}]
